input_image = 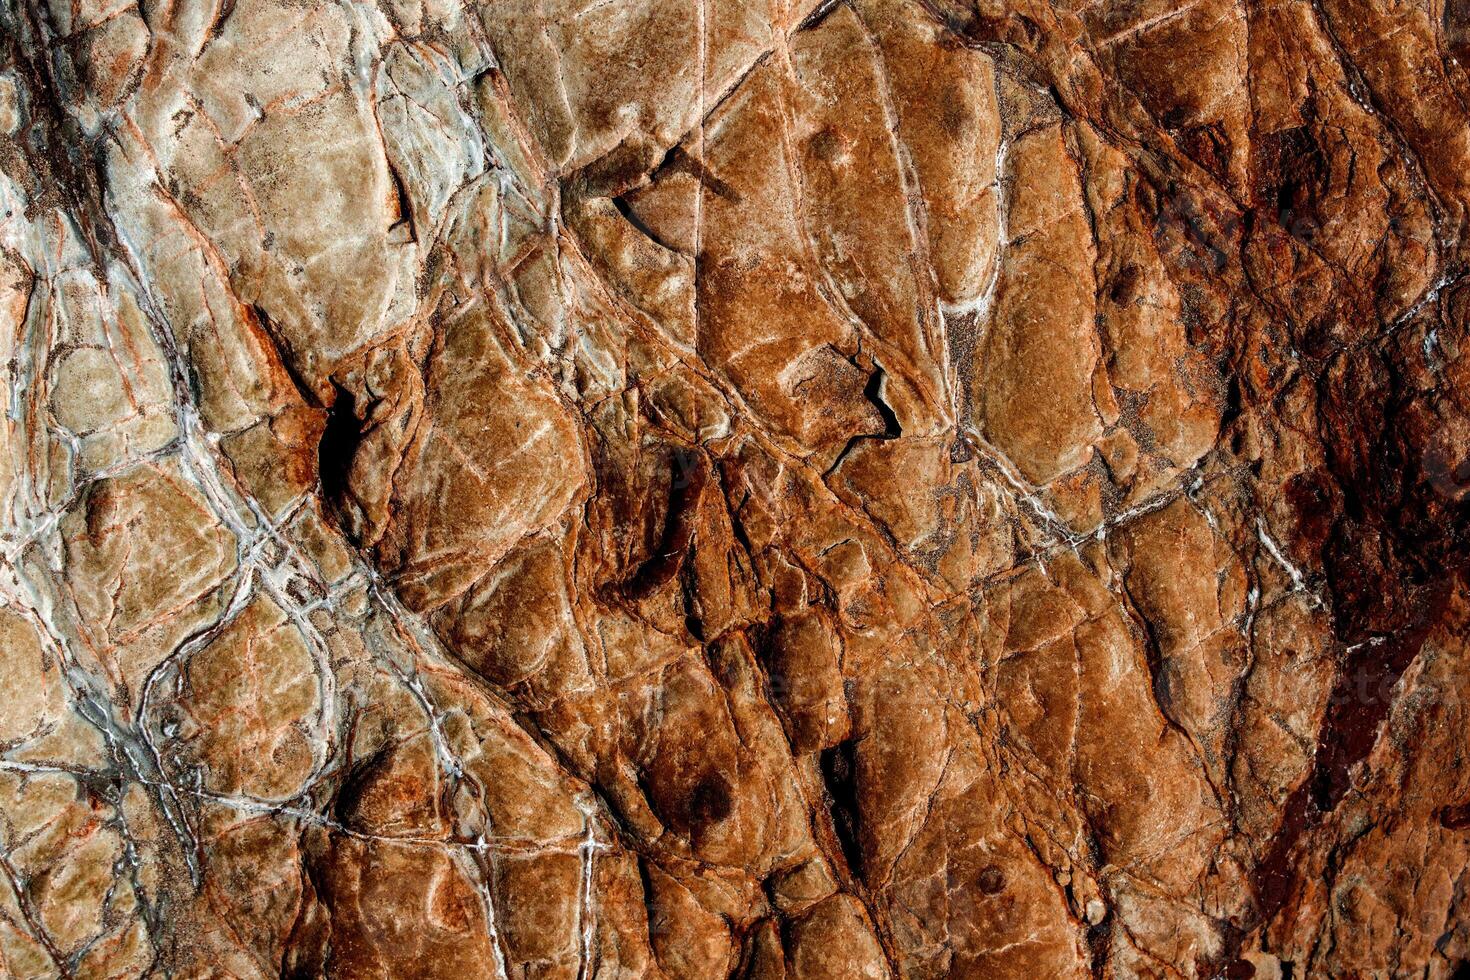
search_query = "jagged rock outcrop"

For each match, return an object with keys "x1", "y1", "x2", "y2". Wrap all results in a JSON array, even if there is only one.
[{"x1": 1, "y1": 0, "x2": 1468, "y2": 976}]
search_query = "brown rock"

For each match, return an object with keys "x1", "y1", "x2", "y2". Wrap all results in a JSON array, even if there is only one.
[{"x1": 6, "y1": 0, "x2": 1470, "y2": 974}]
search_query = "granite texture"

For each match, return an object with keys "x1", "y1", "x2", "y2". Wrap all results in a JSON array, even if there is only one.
[{"x1": 0, "y1": 0, "x2": 1468, "y2": 976}]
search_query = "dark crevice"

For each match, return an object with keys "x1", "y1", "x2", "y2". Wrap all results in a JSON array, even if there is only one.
[
  {"x1": 819, "y1": 738, "x2": 864, "y2": 881},
  {"x1": 1086, "y1": 910, "x2": 1112, "y2": 980},
  {"x1": 386, "y1": 160, "x2": 418, "y2": 243},
  {"x1": 206, "y1": 0, "x2": 239, "y2": 43},
  {"x1": 1220, "y1": 374, "x2": 1244, "y2": 430},
  {"x1": 863, "y1": 367, "x2": 903, "y2": 440},
  {"x1": 1116, "y1": 568, "x2": 1218, "y2": 803},
  {"x1": 824, "y1": 364, "x2": 904, "y2": 478},
  {"x1": 647, "y1": 144, "x2": 742, "y2": 204},
  {"x1": 623, "y1": 448, "x2": 707, "y2": 601},
  {"x1": 317, "y1": 382, "x2": 363, "y2": 510},
  {"x1": 678, "y1": 547, "x2": 705, "y2": 642},
  {"x1": 797, "y1": 0, "x2": 848, "y2": 31},
  {"x1": 611, "y1": 194, "x2": 679, "y2": 253},
  {"x1": 279, "y1": 853, "x2": 331, "y2": 980},
  {"x1": 331, "y1": 743, "x2": 391, "y2": 828},
  {"x1": 635, "y1": 857, "x2": 662, "y2": 955},
  {"x1": 250, "y1": 304, "x2": 320, "y2": 408}
]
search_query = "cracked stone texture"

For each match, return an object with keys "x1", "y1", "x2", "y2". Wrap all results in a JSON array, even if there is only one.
[{"x1": 1, "y1": 0, "x2": 1468, "y2": 975}]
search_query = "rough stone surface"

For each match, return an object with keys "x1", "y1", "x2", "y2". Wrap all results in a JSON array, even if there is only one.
[{"x1": 1, "y1": 0, "x2": 1468, "y2": 976}]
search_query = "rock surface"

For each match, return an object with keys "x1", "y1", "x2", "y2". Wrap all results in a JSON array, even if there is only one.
[{"x1": 0, "y1": 0, "x2": 1468, "y2": 976}]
